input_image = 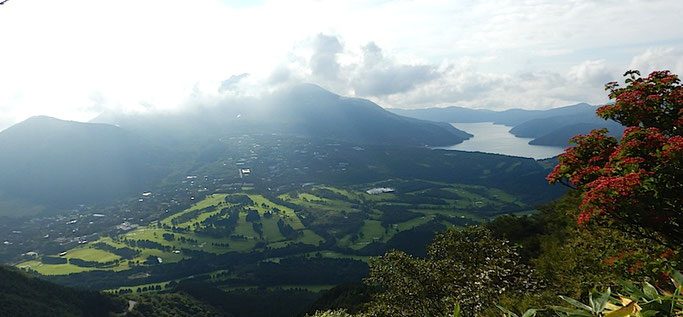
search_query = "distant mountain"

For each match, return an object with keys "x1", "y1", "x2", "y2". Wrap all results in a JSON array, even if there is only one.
[
  {"x1": 389, "y1": 103, "x2": 596, "y2": 126},
  {"x1": 0, "y1": 265, "x2": 124, "y2": 316},
  {"x1": 0, "y1": 116, "x2": 168, "y2": 212},
  {"x1": 93, "y1": 84, "x2": 472, "y2": 147},
  {"x1": 528, "y1": 122, "x2": 624, "y2": 146},
  {"x1": 509, "y1": 111, "x2": 626, "y2": 147},
  {"x1": 390, "y1": 103, "x2": 626, "y2": 147},
  {"x1": 386, "y1": 106, "x2": 499, "y2": 124},
  {"x1": 508, "y1": 113, "x2": 624, "y2": 139}
]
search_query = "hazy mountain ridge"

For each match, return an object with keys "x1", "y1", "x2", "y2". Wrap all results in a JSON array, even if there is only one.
[
  {"x1": 93, "y1": 84, "x2": 472, "y2": 148},
  {"x1": 0, "y1": 116, "x2": 170, "y2": 212},
  {"x1": 0, "y1": 85, "x2": 473, "y2": 215},
  {"x1": 390, "y1": 103, "x2": 626, "y2": 146}
]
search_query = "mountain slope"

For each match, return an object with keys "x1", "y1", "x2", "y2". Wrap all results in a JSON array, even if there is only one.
[
  {"x1": 389, "y1": 103, "x2": 596, "y2": 126},
  {"x1": 0, "y1": 116, "x2": 168, "y2": 212},
  {"x1": 0, "y1": 265, "x2": 125, "y2": 316},
  {"x1": 508, "y1": 113, "x2": 624, "y2": 139},
  {"x1": 528, "y1": 122, "x2": 625, "y2": 146},
  {"x1": 93, "y1": 84, "x2": 472, "y2": 147},
  {"x1": 390, "y1": 103, "x2": 627, "y2": 147}
]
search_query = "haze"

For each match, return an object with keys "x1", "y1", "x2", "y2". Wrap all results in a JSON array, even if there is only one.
[{"x1": 1, "y1": 0, "x2": 682, "y2": 131}]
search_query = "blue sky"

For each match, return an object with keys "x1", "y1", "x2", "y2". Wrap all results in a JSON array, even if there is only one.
[{"x1": 1, "y1": 0, "x2": 682, "y2": 130}]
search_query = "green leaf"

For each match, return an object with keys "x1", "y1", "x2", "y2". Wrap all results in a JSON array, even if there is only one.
[
  {"x1": 671, "y1": 270, "x2": 683, "y2": 288},
  {"x1": 593, "y1": 288, "x2": 611, "y2": 312},
  {"x1": 620, "y1": 281, "x2": 646, "y2": 299},
  {"x1": 637, "y1": 310, "x2": 659, "y2": 317},
  {"x1": 559, "y1": 296, "x2": 593, "y2": 311},
  {"x1": 521, "y1": 308, "x2": 539, "y2": 317},
  {"x1": 454, "y1": 302, "x2": 461, "y2": 317},
  {"x1": 641, "y1": 283, "x2": 659, "y2": 300},
  {"x1": 495, "y1": 304, "x2": 517, "y2": 317},
  {"x1": 549, "y1": 305, "x2": 593, "y2": 316}
]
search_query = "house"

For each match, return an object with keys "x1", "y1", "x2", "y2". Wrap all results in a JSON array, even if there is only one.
[{"x1": 239, "y1": 168, "x2": 251, "y2": 178}]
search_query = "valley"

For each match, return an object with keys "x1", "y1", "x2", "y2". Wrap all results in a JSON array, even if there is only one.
[
  {"x1": 0, "y1": 85, "x2": 568, "y2": 316},
  {"x1": 16, "y1": 179, "x2": 530, "y2": 293}
]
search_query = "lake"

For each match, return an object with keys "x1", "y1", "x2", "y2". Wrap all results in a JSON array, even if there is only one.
[{"x1": 434, "y1": 122, "x2": 565, "y2": 160}]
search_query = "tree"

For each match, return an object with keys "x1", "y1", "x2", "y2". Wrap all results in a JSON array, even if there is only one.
[
  {"x1": 547, "y1": 70, "x2": 683, "y2": 249},
  {"x1": 363, "y1": 226, "x2": 538, "y2": 317}
]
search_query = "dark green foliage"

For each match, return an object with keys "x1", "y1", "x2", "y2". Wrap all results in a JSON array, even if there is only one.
[
  {"x1": 252, "y1": 257, "x2": 369, "y2": 286},
  {"x1": 171, "y1": 206, "x2": 214, "y2": 225},
  {"x1": 126, "y1": 292, "x2": 221, "y2": 317},
  {"x1": 245, "y1": 209, "x2": 260, "y2": 222},
  {"x1": 92, "y1": 242, "x2": 140, "y2": 259},
  {"x1": 41, "y1": 256, "x2": 67, "y2": 265},
  {"x1": 364, "y1": 226, "x2": 538, "y2": 316},
  {"x1": 277, "y1": 219, "x2": 302, "y2": 239},
  {"x1": 68, "y1": 258, "x2": 117, "y2": 268},
  {"x1": 174, "y1": 283, "x2": 320, "y2": 317},
  {"x1": 374, "y1": 204, "x2": 423, "y2": 225},
  {"x1": 302, "y1": 283, "x2": 376, "y2": 316},
  {"x1": 252, "y1": 222, "x2": 263, "y2": 237},
  {"x1": 485, "y1": 194, "x2": 575, "y2": 262},
  {"x1": 0, "y1": 266, "x2": 125, "y2": 317},
  {"x1": 125, "y1": 239, "x2": 172, "y2": 252},
  {"x1": 197, "y1": 207, "x2": 241, "y2": 238},
  {"x1": 359, "y1": 221, "x2": 446, "y2": 257},
  {"x1": 225, "y1": 194, "x2": 254, "y2": 206},
  {"x1": 144, "y1": 255, "x2": 161, "y2": 265}
]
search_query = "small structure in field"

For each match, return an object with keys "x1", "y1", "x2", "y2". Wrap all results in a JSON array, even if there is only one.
[
  {"x1": 365, "y1": 187, "x2": 395, "y2": 195},
  {"x1": 239, "y1": 168, "x2": 251, "y2": 178}
]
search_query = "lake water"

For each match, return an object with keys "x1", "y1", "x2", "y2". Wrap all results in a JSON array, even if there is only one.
[{"x1": 434, "y1": 122, "x2": 565, "y2": 160}]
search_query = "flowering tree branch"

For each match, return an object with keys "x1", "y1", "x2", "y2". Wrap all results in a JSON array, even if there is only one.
[{"x1": 548, "y1": 70, "x2": 683, "y2": 249}]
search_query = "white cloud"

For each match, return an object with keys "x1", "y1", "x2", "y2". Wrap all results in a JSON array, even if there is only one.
[
  {"x1": 0, "y1": 0, "x2": 682, "y2": 130},
  {"x1": 629, "y1": 47, "x2": 683, "y2": 75}
]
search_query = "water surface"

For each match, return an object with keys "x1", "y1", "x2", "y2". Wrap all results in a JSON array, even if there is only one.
[{"x1": 435, "y1": 122, "x2": 564, "y2": 159}]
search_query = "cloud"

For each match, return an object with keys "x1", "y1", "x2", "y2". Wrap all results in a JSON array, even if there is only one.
[
  {"x1": 309, "y1": 34, "x2": 344, "y2": 81},
  {"x1": 629, "y1": 47, "x2": 683, "y2": 75},
  {"x1": 1, "y1": 0, "x2": 682, "y2": 129},
  {"x1": 566, "y1": 60, "x2": 612, "y2": 86},
  {"x1": 268, "y1": 66, "x2": 292, "y2": 85},
  {"x1": 374, "y1": 59, "x2": 617, "y2": 110},
  {"x1": 351, "y1": 42, "x2": 440, "y2": 96},
  {"x1": 219, "y1": 73, "x2": 250, "y2": 92}
]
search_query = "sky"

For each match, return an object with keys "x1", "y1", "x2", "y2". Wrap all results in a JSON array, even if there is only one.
[{"x1": 1, "y1": 0, "x2": 683, "y2": 131}]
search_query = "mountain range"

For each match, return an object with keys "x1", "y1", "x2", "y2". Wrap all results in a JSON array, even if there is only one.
[
  {"x1": 0, "y1": 84, "x2": 472, "y2": 215},
  {"x1": 92, "y1": 84, "x2": 472, "y2": 148},
  {"x1": 0, "y1": 116, "x2": 169, "y2": 213},
  {"x1": 390, "y1": 103, "x2": 626, "y2": 146}
]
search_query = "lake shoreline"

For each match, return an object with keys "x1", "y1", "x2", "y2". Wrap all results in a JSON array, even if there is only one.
[{"x1": 434, "y1": 122, "x2": 564, "y2": 160}]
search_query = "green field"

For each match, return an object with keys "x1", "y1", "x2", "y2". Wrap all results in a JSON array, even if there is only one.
[{"x1": 18, "y1": 180, "x2": 530, "y2": 292}]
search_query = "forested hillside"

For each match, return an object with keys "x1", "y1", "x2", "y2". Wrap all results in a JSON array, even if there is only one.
[
  {"x1": 309, "y1": 71, "x2": 683, "y2": 316},
  {"x1": 0, "y1": 266, "x2": 125, "y2": 317}
]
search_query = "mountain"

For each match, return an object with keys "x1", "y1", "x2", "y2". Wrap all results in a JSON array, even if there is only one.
[
  {"x1": 0, "y1": 265, "x2": 124, "y2": 316},
  {"x1": 93, "y1": 84, "x2": 472, "y2": 147},
  {"x1": 528, "y1": 122, "x2": 624, "y2": 146},
  {"x1": 0, "y1": 116, "x2": 169, "y2": 213},
  {"x1": 510, "y1": 113, "x2": 625, "y2": 146},
  {"x1": 390, "y1": 103, "x2": 626, "y2": 147},
  {"x1": 389, "y1": 103, "x2": 596, "y2": 126},
  {"x1": 384, "y1": 106, "x2": 499, "y2": 124},
  {"x1": 508, "y1": 113, "x2": 624, "y2": 139}
]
